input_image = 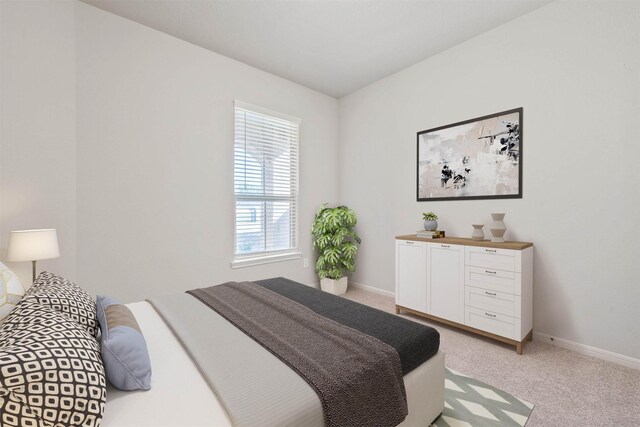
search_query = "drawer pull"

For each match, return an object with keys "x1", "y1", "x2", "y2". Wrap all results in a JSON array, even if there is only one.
[
  {"x1": 441, "y1": 244, "x2": 450, "y2": 248},
  {"x1": 485, "y1": 270, "x2": 497, "y2": 274},
  {"x1": 485, "y1": 312, "x2": 497, "y2": 318},
  {"x1": 485, "y1": 249, "x2": 496, "y2": 253},
  {"x1": 485, "y1": 291, "x2": 497, "y2": 296},
  {"x1": 405, "y1": 241, "x2": 414, "y2": 244}
]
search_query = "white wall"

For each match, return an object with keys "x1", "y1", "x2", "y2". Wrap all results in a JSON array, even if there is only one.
[
  {"x1": 75, "y1": 3, "x2": 339, "y2": 302},
  {"x1": 338, "y1": 1, "x2": 640, "y2": 359},
  {"x1": 0, "y1": 0, "x2": 77, "y2": 285}
]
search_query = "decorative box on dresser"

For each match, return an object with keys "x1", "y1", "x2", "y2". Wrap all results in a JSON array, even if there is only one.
[{"x1": 395, "y1": 235, "x2": 533, "y2": 354}]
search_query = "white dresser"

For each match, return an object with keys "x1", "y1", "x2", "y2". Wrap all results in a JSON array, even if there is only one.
[{"x1": 395, "y1": 235, "x2": 533, "y2": 354}]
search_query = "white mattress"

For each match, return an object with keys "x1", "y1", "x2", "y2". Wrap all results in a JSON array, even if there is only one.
[{"x1": 101, "y1": 301, "x2": 444, "y2": 427}]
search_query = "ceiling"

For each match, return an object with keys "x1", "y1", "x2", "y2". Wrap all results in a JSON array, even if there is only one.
[{"x1": 80, "y1": 0, "x2": 550, "y2": 98}]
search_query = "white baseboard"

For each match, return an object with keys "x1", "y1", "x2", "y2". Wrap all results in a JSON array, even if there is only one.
[
  {"x1": 348, "y1": 281, "x2": 395, "y2": 297},
  {"x1": 533, "y1": 331, "x2": 640, "y2": 370}
]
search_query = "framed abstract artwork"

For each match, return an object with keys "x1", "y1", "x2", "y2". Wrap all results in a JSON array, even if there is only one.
[{"x1": 417, "y1": 108, "x2": 523, "y2": 201}]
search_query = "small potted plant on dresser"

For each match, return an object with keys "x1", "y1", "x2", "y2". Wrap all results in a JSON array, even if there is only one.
[
  {"x1": 311, "y1": 204, "x2": 361, "y2": 295},
  {"x1": 423, "y1": 212, "x2": 438, "y2": 231}
]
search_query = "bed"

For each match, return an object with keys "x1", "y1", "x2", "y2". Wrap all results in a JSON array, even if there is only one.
[
  {"x1": 0, "y1": 273, "x2": 444, "y2": 427},
  {"x1": 102, "y1": 278, "x2": 445, "y2": 427}
]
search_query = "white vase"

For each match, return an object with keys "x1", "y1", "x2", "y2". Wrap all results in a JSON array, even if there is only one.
[
  {"x1": 320, "y1": 277, "x2": 348, "y2": 295},
  {"x1": 471, "y1": 224, "x2": 485, "y2": 241},
  {"x1": 490, "y1": 213, "x2": 507, "y2": 243}
]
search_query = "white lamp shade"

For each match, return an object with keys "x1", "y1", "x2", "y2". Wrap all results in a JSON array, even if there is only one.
[{"x1": 7, "y1": 229, "x2": 60, "y2": 262}]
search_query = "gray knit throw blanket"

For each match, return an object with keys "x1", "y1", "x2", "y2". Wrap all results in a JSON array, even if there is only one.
[{"x1": 188, "y1": 281, "x2": 408, "y2": 427}]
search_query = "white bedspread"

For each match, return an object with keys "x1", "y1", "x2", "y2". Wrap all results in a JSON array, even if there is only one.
[
  {"x1": 101, "y1": 301, "x2": 232, "y2": 427},
  {"x1": 101, "y1": 301, "x2": 444, "y2": 427}
]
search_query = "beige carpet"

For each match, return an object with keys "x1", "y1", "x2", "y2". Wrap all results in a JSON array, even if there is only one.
[{"x1": 342, "y1": 287, "x2": 640, "y2": 426}]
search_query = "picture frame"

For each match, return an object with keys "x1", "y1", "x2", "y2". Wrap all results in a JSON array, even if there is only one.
[{"x1": 417, "y1": 108, "x2": 523, "y2": 201}]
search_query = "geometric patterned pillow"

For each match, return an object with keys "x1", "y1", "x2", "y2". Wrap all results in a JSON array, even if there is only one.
[
  {"x1": 0, "y1": 299, "x2": 106, "y2": 427},
  {"x1": 23, "y1": 272, "x2": 98, "y2": 338}
]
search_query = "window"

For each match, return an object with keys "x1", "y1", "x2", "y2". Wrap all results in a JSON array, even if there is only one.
[{"x1": 232, "y1": 101, "x2": 301, "y2": 267}]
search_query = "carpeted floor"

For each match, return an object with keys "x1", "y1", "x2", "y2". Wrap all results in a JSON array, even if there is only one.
[{"x1": 342, "y1": 287, "x2": 640, "y2": 426}]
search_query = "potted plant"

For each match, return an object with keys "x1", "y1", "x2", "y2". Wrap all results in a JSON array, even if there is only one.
[
  {"x1": 423, "y1": 212, "x2": 438, "y2": 231},
  {"x1": 311, "y1": 204, "x2": 361, "y2": 295}
]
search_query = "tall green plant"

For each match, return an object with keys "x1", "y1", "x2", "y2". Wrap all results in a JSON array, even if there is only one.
[{"x1": 311, "y1": 205, "x2": 361, "y2": 280}]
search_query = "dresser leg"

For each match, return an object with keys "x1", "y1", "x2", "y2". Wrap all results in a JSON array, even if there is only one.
[
  {"x1": 516, "y1": 342, "x2": 523, "y2": 355},
  {"x1": 395, "y1": 306, "x2": 400, "y2": 314}
]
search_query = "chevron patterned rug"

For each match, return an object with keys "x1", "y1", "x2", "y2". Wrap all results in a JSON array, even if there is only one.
[{"x1": 431, "y1": 368, "x2": 534, "y2": 427}]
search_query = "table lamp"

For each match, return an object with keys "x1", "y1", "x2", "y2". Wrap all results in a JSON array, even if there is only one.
[{"x1": 7, "y1": 229, "x2": 60, "y2": 282}]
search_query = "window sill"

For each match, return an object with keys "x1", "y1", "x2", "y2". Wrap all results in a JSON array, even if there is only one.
[{"x1": 231, "y1": 252, "x2": 302, "y2": 269}]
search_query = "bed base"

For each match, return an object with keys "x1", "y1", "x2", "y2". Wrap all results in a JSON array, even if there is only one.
[{"x1": 398, "y1": 350, "x2": 445, "y2": 427}]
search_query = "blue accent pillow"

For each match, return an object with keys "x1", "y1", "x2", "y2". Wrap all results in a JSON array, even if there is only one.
[{"x1": 96, "y1": 295, "x2": 152, "y2": 390}]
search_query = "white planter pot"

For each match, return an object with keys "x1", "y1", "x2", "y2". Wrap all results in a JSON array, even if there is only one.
[
  {"x1": 320, "y1": 277, "x2": 348, "y2": 295},
  {"x1": 423, "y1": 220, "x2": 438, "y2": 231}
]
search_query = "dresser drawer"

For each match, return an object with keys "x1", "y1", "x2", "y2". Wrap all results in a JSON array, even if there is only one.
[
  {"x1": 465, "y1": 286, "x2": 519, "y2": 317},
  {"x1": 465, "y1": 306, "x2": 516, "y2": 340},
  {"x1": 465, "y1": 246, "x2": 516, "y2": 271},
  {"x1": 466, "y1": 266, "x2": 517, "y2": 294}
]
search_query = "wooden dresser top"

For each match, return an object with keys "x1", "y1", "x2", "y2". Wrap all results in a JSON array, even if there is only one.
[{"x1": 396, "y1": 235, "x2": 533, "y2": 250}]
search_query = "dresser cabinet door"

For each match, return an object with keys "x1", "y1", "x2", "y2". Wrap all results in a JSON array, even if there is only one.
[
  {"x1": 395, "y1": 240, "x2": 427, "y2": 312},
  {"x1": 427, "y1": 243, "x2": 464, "y2": 323}
]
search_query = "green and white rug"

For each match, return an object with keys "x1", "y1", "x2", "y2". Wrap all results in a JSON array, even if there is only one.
[{"x1": 431, "y1": 368, "x2": 534, "y2": 427}]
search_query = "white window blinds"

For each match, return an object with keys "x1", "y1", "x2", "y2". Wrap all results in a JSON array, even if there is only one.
[{"x1": 233, "y1": 101, "x2": 300, "y2": 260}]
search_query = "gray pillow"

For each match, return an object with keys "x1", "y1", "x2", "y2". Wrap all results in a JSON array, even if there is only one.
[{"x1": 96, "y1": 295, "x2": 152, "y2": 390}]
